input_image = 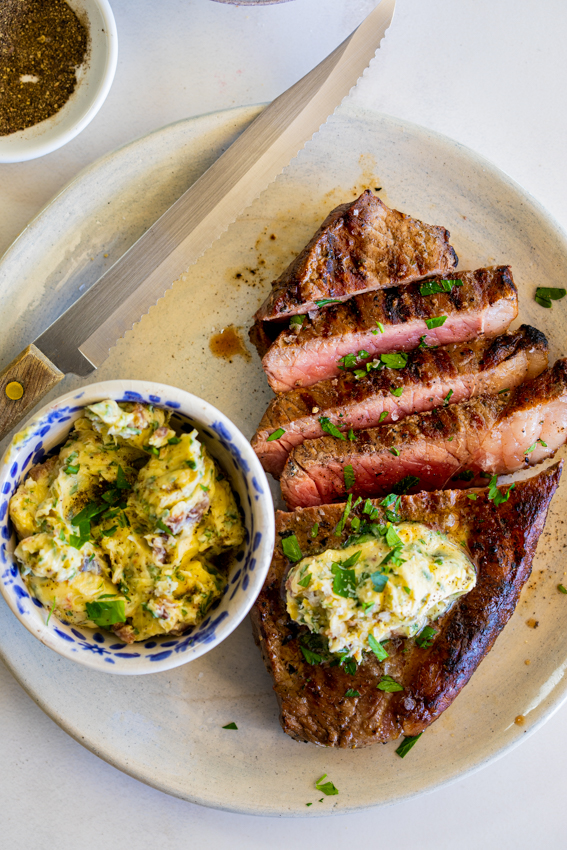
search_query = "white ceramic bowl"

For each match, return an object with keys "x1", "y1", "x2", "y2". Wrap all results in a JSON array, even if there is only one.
[
  {"x1": 0, "y1": 0, "x2": 118, "y2": 163},
  {"x1": 0, "y1": 380, "x2": 274, "y2": 674}
]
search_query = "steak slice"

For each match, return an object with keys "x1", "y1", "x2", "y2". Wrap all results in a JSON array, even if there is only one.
[
  {"x1": 281, "y1": 359, "x2": 567, "y2": 507},
  {"x1": 250, "y1": 464, "x2": 563, "y2": 748},
  {"x1": 254, "y1": 190, "x2": 458, "y2": 322},
  {"x1": 256, "y1": 267, "x2": 518, "y2": 392},
  {"x1": 252, "y1": 325, "x2": 548, "y2": 477}
]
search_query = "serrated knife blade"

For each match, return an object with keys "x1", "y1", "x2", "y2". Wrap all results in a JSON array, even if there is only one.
[{"x1": 0, "y1": 0, "x2": 395, "y2": 440}]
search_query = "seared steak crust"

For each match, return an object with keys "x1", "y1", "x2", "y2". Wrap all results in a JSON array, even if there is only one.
[
  {"x1": 254, "y1": 191, "x2": 458, "y2": 322},
  {"x1": 280, "y1": 358, "x2": 567, "y2": 507},
  {"x1": 252, "y1": 325, "x2": 549, "y2": 477},
  {"x1": 250, "y1": 465, "x2": 562, "y2": 747},
  {"x1": 256, "y1": 267, "x2": 518, "y2": 391}
]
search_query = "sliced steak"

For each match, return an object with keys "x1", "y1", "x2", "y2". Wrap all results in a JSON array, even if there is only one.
[
  {"x1": 252, "y1": 325, "x2": 548, "y2": 477},
  {"x1": 257, "y1": 267, "x2": 518, "y2": 392},
  {"x1": 251, "y1": 464, "x2": 562, "y2": 747},
  {"x1": 254, "y1": 190, "x2": 458, "y2": 322},
  {"x1": 281, "y1": 359, "x2": 567, "y2": 507}
]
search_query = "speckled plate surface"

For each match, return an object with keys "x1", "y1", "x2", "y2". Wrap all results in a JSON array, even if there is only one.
[{"x1": 1, "y1": 104, "x2": 567, "y2": 816}]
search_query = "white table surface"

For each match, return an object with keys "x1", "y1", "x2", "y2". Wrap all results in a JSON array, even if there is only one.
[{"x1": 2, "y1": 0, "x2": 567, "y2": 846}]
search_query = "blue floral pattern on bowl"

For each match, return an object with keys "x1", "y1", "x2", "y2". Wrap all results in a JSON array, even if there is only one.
[{"x1": 0, "y1": 380, "x2": 274, "y2": 674}]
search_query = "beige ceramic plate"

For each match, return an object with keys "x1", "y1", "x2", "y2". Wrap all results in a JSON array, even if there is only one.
[{"x1": 1, "y1": 104, "x2": 567, "y2": 816}]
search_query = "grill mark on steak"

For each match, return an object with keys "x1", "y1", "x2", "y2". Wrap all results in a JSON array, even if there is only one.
[
  {"x1": 251, "y1": 325, "x2": 549, "y2": 478},
  {"x1": 254, "y1": 190, "x2": 458, "y2": 322},
  {"x1": 250, "y1": 464, "x2": 562, "y2": 747},
  {"x1": 254, "y1": 267, "x2": 518, "y2": 392},
  {"x1": 280, "y1": 359, "x2": 567, "y2": 507}
]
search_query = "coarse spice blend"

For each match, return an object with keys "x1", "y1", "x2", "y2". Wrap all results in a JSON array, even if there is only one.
[{"x1": 0, "y1": 0, "x2": 88, "y2": 136}]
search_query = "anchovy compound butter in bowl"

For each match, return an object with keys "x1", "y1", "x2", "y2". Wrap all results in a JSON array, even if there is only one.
[{"x1": 0, "y1": 381, "x2": 274, "y2": 673}]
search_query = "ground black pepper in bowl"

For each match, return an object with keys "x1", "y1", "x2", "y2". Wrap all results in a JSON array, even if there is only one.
[{"x1": 0, "y1": 0, "x2": 88, "y2": 136}]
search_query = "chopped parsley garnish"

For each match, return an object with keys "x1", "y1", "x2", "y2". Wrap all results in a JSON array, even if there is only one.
[
  {"x1": 525, "y1": 438, "x2": 547, "y2": 455},
  {"x1": 200, "y1": 484, "x2": 209, "y2": 492},
  {"x1": 116, "y1": 465, "x2": 131, "y2": 489},
  {"x1": 558, "y1": 584, "x2": 567, "y2": 594},
  {"x1": 420, "y1": 278, "x2": 463, "y2": 296},
  {"x1": 341, "y1": 656, "x2": 358, "y2": 675},
  {"x1": 368, "y1": 634, "x2": 389, "y2": 661},
  {"x1": 290, "y1": 314, "x2": 305, "y2": 326},
  {"x1": 344, "y1": 464, "x2": 356, "y2": 491},
  {"x1": 344, "y1": 688, "x2": 360, "y2": 698},
  {"x1": 487, "y1": 475, "x2": 515, "y2": 505},
  {"x1": 85, "y1": 599, "x2": 125, "y2": 627},
  {"x1": 389, "y1": 447, "x2": 400, "y2": 457},
  {"x1": 425, "y1": 315, "x2": 447, "y2": 330},
  {"x1": 453, "y1": 469, "x2": 474, "y2": 482},
  {"x1": 371, "y1": 571, "x2": 388, "y2": 592},
  {"x1": 45, "y1": 598, "x2": 56, "y2": 626},
  {"x1": 282, "y1": 534, "x2": 303, "y2": 562},
  {"x1": 444, "y1": 389, "x2": 453, "y2": 405},
  {"x1": 319, "y1": 416, "x2": 346, "y2": 440},
  {"x1": 167, "y1": 436, "x2": 182, "y2": 445},
  {"x1": 385, "y1": 526, "x2": 402, "y2": 547},
  {"x1": 311, "y1": 522, "x2": 319, "y2": 538},
  {"x1": 379, "y1": 411, "x2": 389, "y2": 423},
  {"x1": 315, "y1": 774, "x2": 339, "y2": 796},
  {"x1": 390, "y1": 386, "x2": 403, "y2": 397},
  {"x1": 301, "y1": 645, "x2": 323, "y2": 665},
  {"x1": 267, "y1": 428, "x2": 285, "y2": 441},
  {"x1": 144, "y1": 445, "x2": 160, "y2": 457},
  {"x1": 222, "y1": 722, "x2": 238, "y2": 730},
  {"x1": 157, "y1": 519, "x2": 172, "y2": 535},
  {"x1": 466, "y1": 493, "x2": 477, "y2": 500},
  {"x1": 377, "y1": 675, "x2": 404, "y2": 692},
  {"x1": 415, "y1": 625, "x2": 437, "y2": 647},
  {"x1": 418, "y1": 334, "x2": 429, "y2": 349},
  {"x1": 298, "y1": 572, "x2": 312, "y2": 588},
  {"x1": 185, "y1": 459, "x2": 197, "y2": 469},
  {"x1": 535, "y1": 287, "x2": 566, "y2": 308},
  {"x1": 392, "y1": 475, "x2": 420, "y2": 495},
  {"x1": 338, "y1": 352, "x2": 358, "y2": 370},
  {"x1": 354, "y1": 369, "x2": 367, "y2": 380},
  {"x1": 331, "y1": 562, "x2": 357, "y2": 599},
  {"x1": 381, "y1": 352, "x2": 409, "y2": 369},
  {"x1": 395, "y1": 733, "x2": 422, "y2": 758},
  {"x1": 335, "y1": 493, "x2": 353, "y2": 535},
  {"x1": 348, "y1": 428, "x2": 356, "y2": 441},
  {"x1": 315, "y1": 298, "x2": 342, "y2": 308}
]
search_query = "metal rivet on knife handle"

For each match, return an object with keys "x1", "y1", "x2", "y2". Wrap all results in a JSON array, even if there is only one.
[
  {"x1": 5, "y1": 381, "x2": 24, "y2": 400},
  {"x1": 0, "y1": 345, "x2": 64, "y2": 443}
]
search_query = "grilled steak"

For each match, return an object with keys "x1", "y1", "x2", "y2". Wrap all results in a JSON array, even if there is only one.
[
  {"x1": 281, "y1": 359, "x2": 567, "y2": 507},
  {"x1": 252, "y1": 325, "x2": 548, "y2": 477},
  {"x1": 256, "y1": 267, "x2": 518, "y2": 392},
  {"x1": 251, "y1": 464, "x2": 562, "y2": 747},
  {"x1": 254, "y1": 190, "x2": 458, "y2": 322}
]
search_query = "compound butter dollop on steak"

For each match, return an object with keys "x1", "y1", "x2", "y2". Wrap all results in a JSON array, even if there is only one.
[
  {"x1": 280, "y1": 358, "x2": 567, "y2": 507},
  {"x1": 255, "y1": 266, "x2": 518, "y2": 392},
  {"x1": 250, "y1": 464, "x2": 562, "y2": 748},
  {"x1": 252, "y1": 325, "x2": 548, "y2": 477},
  {"x1": 254, "y1": 190, "x2": 458, "y2": 322}
]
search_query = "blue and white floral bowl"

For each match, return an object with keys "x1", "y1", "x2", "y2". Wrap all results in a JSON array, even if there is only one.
[{"x1": 0, "y1": 380, "x2": 274, "y2": 674}]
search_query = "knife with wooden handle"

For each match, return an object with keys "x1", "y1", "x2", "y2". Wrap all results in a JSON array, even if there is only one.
[{"x1": 0, "y1": 0, "x2": 395, "y2": 442}]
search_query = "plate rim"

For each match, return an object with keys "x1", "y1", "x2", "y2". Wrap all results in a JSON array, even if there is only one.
[{"x1": 2, "y1": 102, "x2": 567, "y2": 816}]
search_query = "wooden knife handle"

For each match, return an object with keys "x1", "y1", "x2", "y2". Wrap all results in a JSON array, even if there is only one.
[{"x1": 0, "y1": 345, "x2": 64, "y2": 443}]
